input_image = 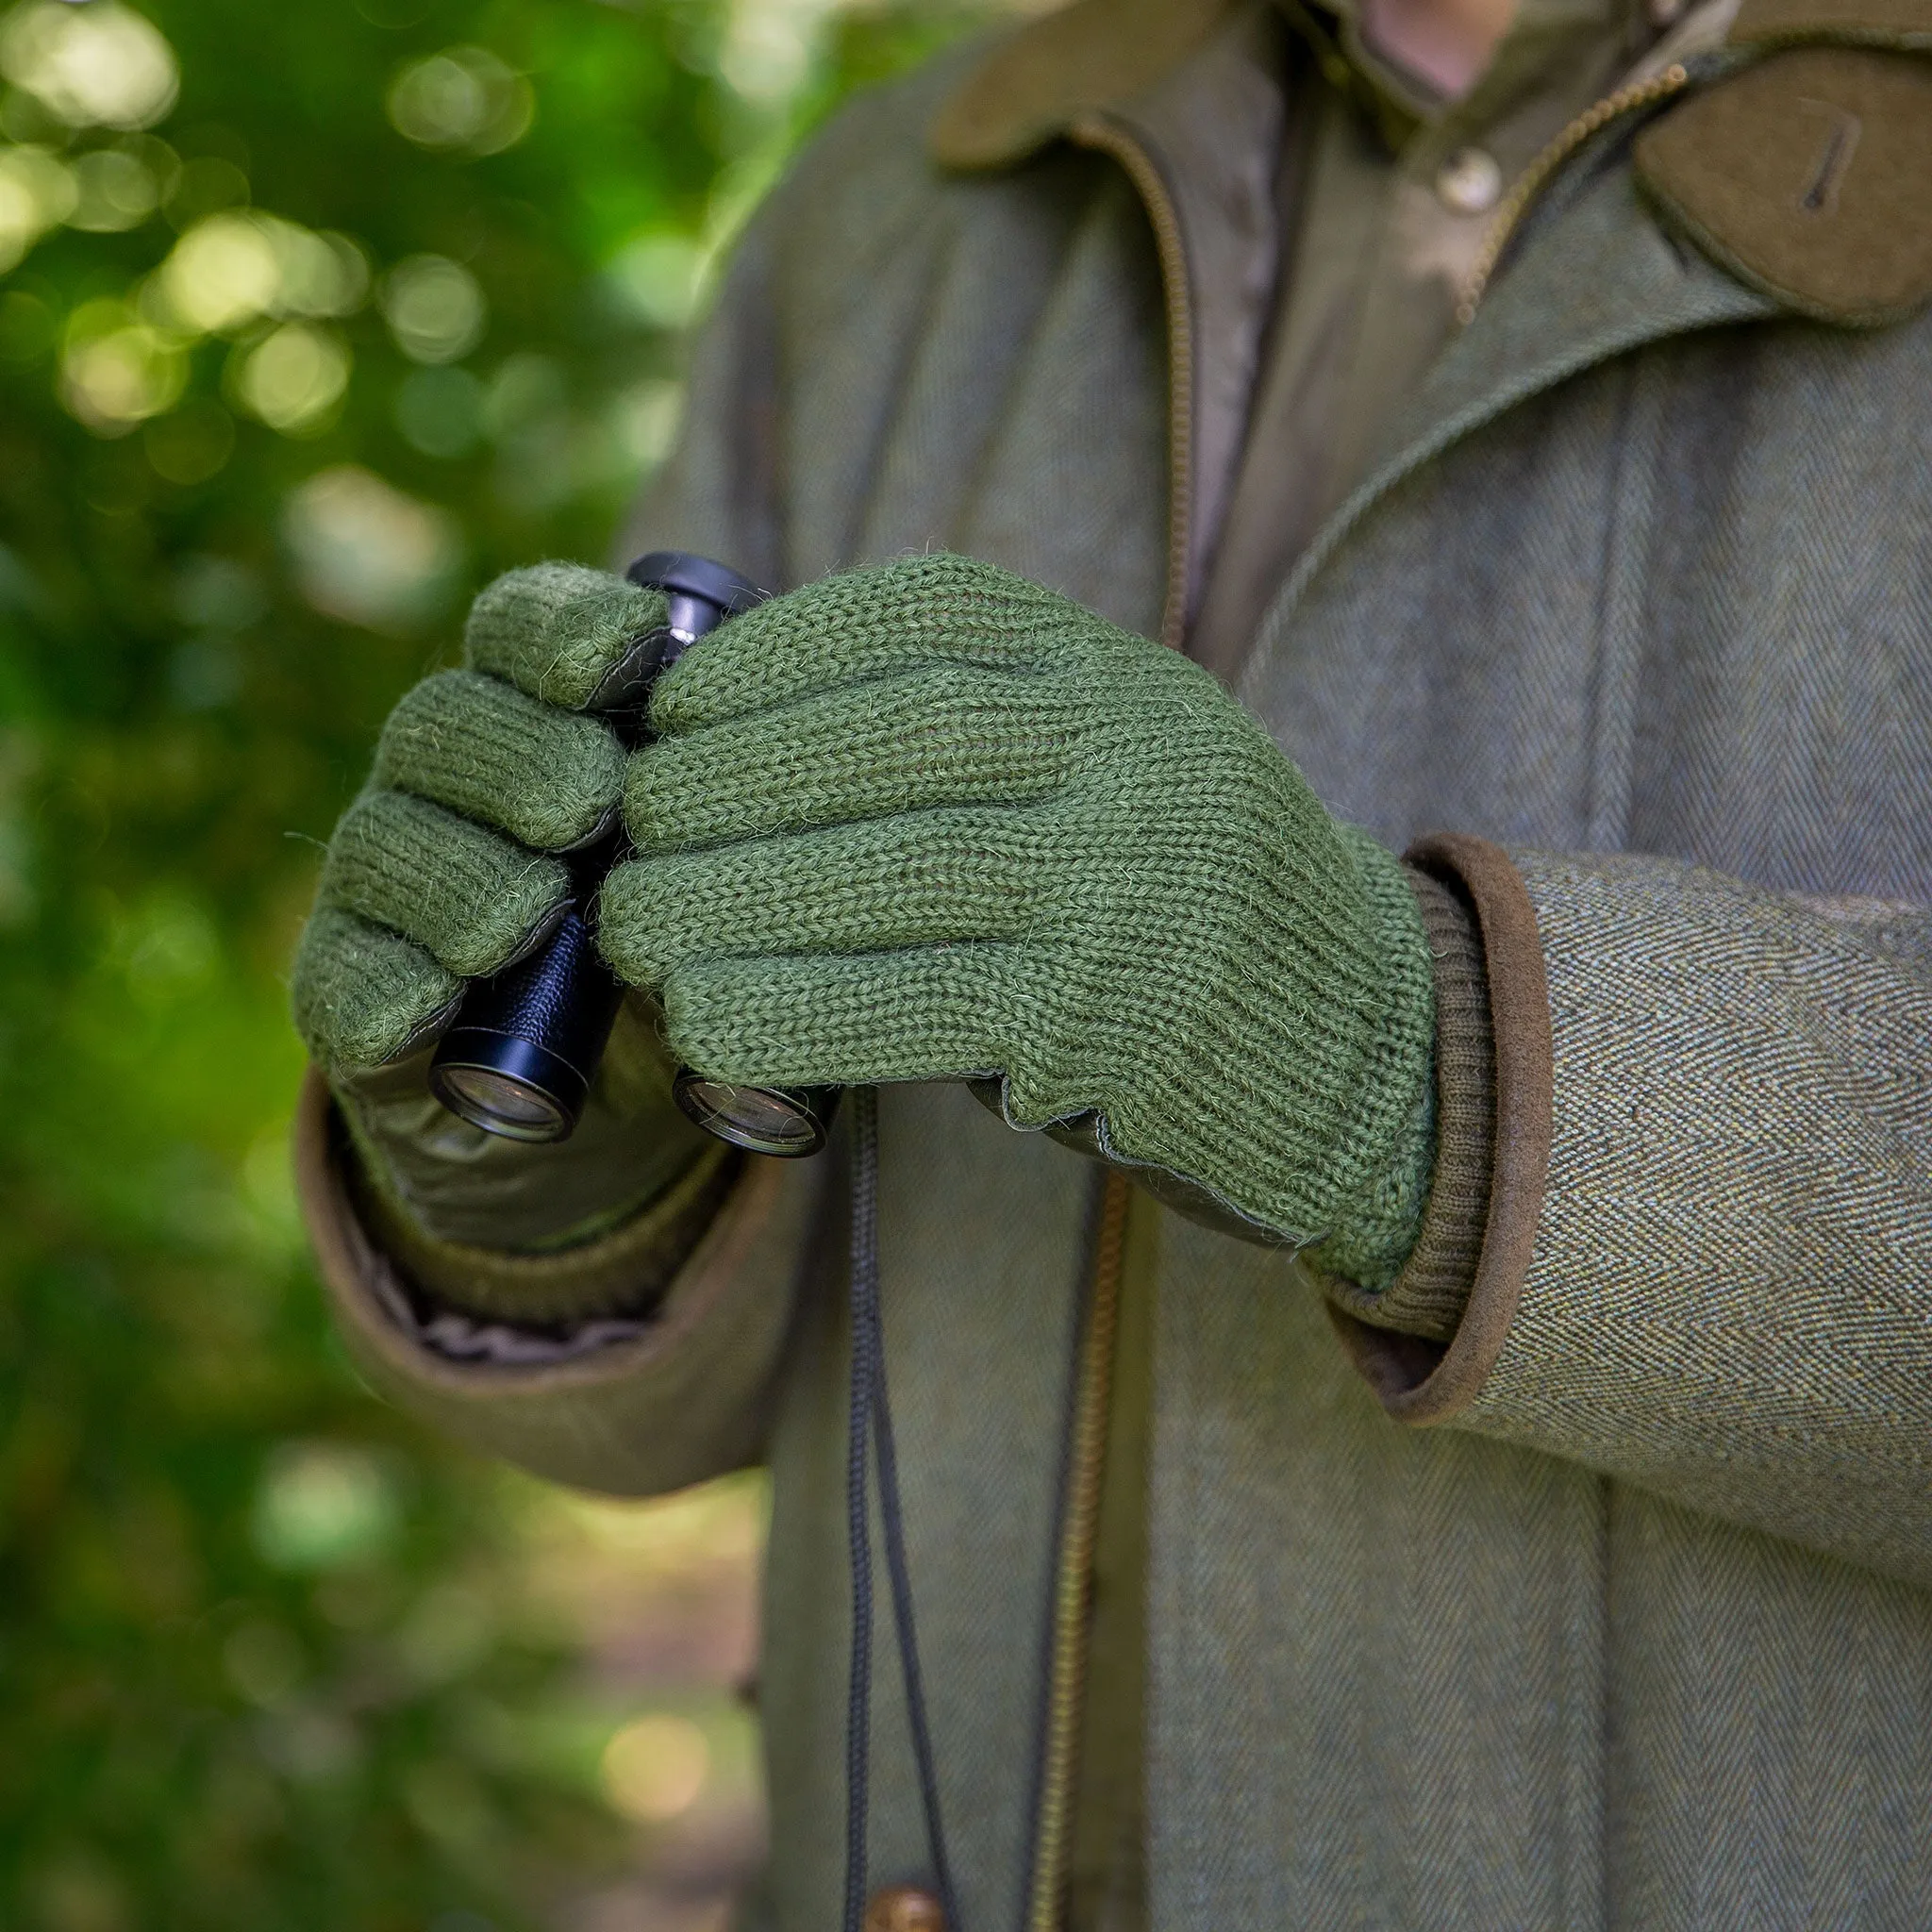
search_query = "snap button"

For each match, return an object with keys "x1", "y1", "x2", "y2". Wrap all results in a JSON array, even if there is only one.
[
  {"x1": 1435, "y1": 147, "x2": 1503, "y2": 215},
  {"x1": 863, "y1": 1886, "x2": 946, "y2": 1932}
]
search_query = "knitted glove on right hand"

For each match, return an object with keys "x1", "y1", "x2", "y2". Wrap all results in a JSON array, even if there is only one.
[
  {"x1": 602, "y1": 553, "x2": 1440, "y2": 1287},
  {"x1": 291, "y1": 564, "x2": 715, "y2": 1261}
]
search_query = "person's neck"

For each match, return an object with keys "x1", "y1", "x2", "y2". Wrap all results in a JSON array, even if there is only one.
[{"x1": 1358, "y1": 0, "x2": 1519, "y2": 99}]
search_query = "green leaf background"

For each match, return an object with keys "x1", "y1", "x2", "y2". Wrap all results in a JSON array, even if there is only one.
[{"x1": 0, "y1": 0, "x2": 1000, "y2": 1923}]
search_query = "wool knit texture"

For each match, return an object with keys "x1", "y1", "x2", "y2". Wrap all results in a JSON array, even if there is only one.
[
  {"x1": 601, "y1": 552, "x2": 1439, "y2": 1266},
  {"x1": 1319, "y1": 870, "x2": 1493, "y2": 1332},
  {"x1": 294, "y1": 560, "x2": 671, "y2": 1076},
  {"x1": 463, "y1": 561, "x2": 669, "y2": 710},
  {"x1": 292, "y1": 905, "x2": 460, "y2": 1071},
  {"x1": 318, "y1": 789, "x2": 569, "y2": 980},
  {"x1": 291, "y1": 559, "x2": 717, "y2": 1276},
  {"x1": 374, "y1": 669, "x2": 625, "y2": 852}
]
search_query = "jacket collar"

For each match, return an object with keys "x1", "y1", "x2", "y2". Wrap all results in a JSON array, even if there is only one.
[
  {"x1": 928, "y1": 0, "x2": 1241, "y2": 172},
  {"x1": 928, "y1": 0, "x2": 1698, "y2": 641},
  {"x1": 940, "y1": 0, "x2": 1291, "y2": 645}
]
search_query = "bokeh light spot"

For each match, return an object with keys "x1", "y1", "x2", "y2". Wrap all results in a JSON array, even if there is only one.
[
  {"x1": 0, "y1": 0, "x2": 178, "y2": 130},
  {"x1": 387, "y1": 46, "x2": 532, "y2": 155},
  {"x1": 283, "y1": 463, "x2": 462, "y2": 632},
  {"x1": 59, "y1": 301, "x2": 184, "y2": 433},
  {"x1": 617, "y1": 377, "x2": 683, "y2": 470},
  {"x1": 0, "y1": 143, "x2": 76, "y2": 269},
  {"x1": 234, "y1": 322, "x2": 350, "y2": 435},
  {"x1": 381, "y1": 253, "x2": 485, "y2": 364},
  {"x1": 66, "y1": 146, "x2": 158, "y2": 231},
  {"x1": 152, "y1": 213, "x2": 367, "y2": 339},
  {"x1": 601, "y1": 1714, "x2": 711, "y2": 1823},
  {"x1": 604, "y1": 231, "x2": 703, "y2": 330},
  {"x1": 252, "y1": 1441, "x2": 402, "y2": 1571},
  {"x1": 158, "y1": 212, "x2": 279, "y2": 331}
]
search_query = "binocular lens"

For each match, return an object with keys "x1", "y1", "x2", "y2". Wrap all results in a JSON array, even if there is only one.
[
  {"x1": 672, "y1": 1073, "x2": 833, "y2": 1156},
  {"x1": 431, "y1": 1061, "x2": 574, "y2": 1142}
]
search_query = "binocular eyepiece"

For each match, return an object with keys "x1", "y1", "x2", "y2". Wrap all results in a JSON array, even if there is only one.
[{"x1": 426, "y1": 552, "x2": 837, "y2": 1159}]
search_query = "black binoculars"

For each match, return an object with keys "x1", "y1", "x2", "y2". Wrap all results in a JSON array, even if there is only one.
[{"x1": 426, "y1": 552, "x2": 838, "y2": 1158}]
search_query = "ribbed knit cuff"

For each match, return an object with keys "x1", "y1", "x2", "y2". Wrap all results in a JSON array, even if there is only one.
[
  {"x1": 345, "y1": 1137, "x2": 743, "y2": 1327},
  {"x1": 1322, "y1": 867, "x2": 1494, "y2": 1341}
]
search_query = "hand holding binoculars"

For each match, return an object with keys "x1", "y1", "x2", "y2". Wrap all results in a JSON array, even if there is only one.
[{"x1": 426, "y1": 553, "x2": 838, "y2": 1159}]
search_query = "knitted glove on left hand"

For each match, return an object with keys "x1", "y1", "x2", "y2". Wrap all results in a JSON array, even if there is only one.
[{"x1": 601, "y1": 553, "x2": 1438, "y2": 1282}]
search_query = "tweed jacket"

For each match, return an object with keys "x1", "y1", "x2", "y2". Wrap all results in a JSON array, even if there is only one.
[{"x1": 296, "y1": 0, "x2": 1932, "y2": 1924}]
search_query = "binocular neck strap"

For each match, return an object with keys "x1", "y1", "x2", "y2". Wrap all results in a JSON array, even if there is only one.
[{"x1": 842, "y1": 1087, "x2": 960, "y2": 1932}]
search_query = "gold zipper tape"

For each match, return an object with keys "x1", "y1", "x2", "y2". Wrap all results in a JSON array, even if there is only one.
[
  {"x1": 1457, "y1": 63, "x2": 1690, "y2": 325},
  {"x1": 1024, "y1": 1170, "x2": 1133, "y2": 1932}
]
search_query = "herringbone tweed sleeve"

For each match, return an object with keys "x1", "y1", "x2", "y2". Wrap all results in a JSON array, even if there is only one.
[{"x1": 1465, "y1": 852, "x2": 1932, "y2": 1585}]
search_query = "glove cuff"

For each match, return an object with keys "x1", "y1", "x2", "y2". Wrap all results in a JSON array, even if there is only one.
[{"x1": 1301, "y1": 827, "x2": 1440, "y2": 1284}]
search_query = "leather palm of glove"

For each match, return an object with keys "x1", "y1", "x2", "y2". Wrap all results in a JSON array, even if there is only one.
[
  {"x1": 291, "y1": 563, "x2": 724, "y2": 1307},
  {"x1": 602, "y1": 552, "x2": 1440, "y2": 1286}
]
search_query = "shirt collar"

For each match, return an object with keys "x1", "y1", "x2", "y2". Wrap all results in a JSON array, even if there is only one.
[{"x1": 1287, "y1": 0, "x2": 1634, "y2": 138}]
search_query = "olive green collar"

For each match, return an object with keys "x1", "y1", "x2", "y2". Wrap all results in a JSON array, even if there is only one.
[{"x1": 928, "y1": 0, "x2": 1241, "y2": 171}]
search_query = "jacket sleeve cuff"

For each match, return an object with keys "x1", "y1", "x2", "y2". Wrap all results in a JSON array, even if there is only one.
[
  {"x1": 347, "y1": 1125, "x2": 743, "y2": 1329},
  {"x1": 1326, "y1": 834, "x2": 1554, "y2": 1424},
  {"x1": 292, "y1": 1066, "x2": 826, "y2": 1494}
]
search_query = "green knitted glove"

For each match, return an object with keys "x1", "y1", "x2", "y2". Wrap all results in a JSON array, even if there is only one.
[
  {"x1": 601, "y1": 552, "x2": 1440, "y2": 1281},
  {"x1": 291, "y1": 563, "x2": 716, "y2": 1265}
]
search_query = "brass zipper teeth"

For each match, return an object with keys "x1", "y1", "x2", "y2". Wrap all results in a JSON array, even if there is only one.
[
  {"x1": 1024, "y1": 1170, "x2": 1133, "y2": 1932},
  {"x1": 1456, "y1": 62, "x2": 1690, "y2": 326},
  {"x1": 1071, "y1": 113, "x2": 1195, "y2": 653}
]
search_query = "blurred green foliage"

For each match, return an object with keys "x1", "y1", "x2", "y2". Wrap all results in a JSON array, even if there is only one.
[{"x1": 0, "y1": 0, "x2": 993, "y2": 1923}]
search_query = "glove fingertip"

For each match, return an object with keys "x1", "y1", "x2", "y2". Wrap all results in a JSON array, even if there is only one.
[
  {"x1": 463, "y1": 562, "x2": 667, "y2": 710},
  {"x1": 593, "y1": 860, "x2": 667, "y2": 990},
  {"x1": 292, "y1": 906, "x2": 461, "y2": 1072}
]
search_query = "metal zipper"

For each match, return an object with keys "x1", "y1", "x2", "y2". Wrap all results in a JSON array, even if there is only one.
[
  {"x1": 1456, "y1": 62, "x2": 1690, "y2": 325},
  {"x1": 1024, "y1": 1169, "x2": 1133, "y2": 1932},
  {"x1": 1069, "y1": 113, "x2": 1196, "y2": 653}
]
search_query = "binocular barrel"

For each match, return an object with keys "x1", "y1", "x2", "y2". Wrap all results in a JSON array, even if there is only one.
[{"x1": 426, "y1": 552, "x2": 838, "y2": 1159}]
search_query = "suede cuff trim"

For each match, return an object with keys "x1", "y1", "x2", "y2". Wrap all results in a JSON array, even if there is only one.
[
  {"x1": 1327, "y1": 833, "x2": 1553, "y2": 1424},
  {"x1": 292, "y1": 1065, "x2": 778, "y2": 1391},
  {"x1": 1322, "y1": 866, "x2": 1494, "y2": 1341}
]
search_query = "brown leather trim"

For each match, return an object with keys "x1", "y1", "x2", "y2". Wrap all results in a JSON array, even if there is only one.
[
  {"x1": 292, "y1": 1064, "x2": 785, "y2": 1393},
  {"x1": 1633, "y1": 47, "x2": 1932, "y2": 328},
  {"x1": 1327, "y1": 834, "x2": 1554, "y2": 1424}
]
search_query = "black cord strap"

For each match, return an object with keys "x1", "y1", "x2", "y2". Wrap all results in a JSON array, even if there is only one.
[{"x1": 843, "y1": 1086, "x2": 960, "y2": 1932}]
